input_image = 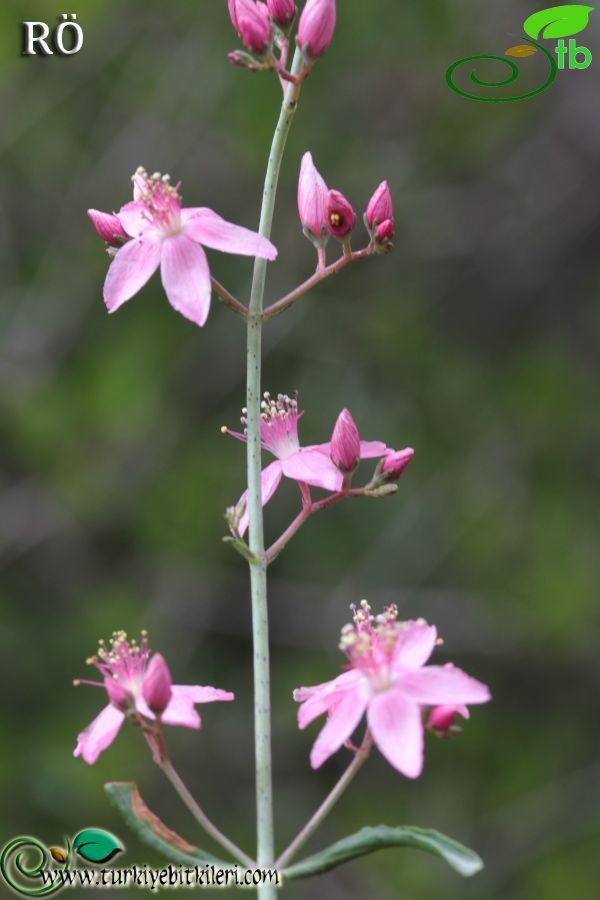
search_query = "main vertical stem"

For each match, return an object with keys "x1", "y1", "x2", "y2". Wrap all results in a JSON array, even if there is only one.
[{"x1": 246, "y1": 50, "x2": 304, "y2": 895}]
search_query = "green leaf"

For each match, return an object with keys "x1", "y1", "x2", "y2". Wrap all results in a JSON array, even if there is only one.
[
  {"x1": 282, "y1": 825, "x2": 483, "y2": 881},
  {"x1": 523, "y1": 5, "x2": 594, "y2": 39},
  {"x1": 72, "y1": 828, "x2": 123, "y2": 864},
  {"x1": 105, "y1": 782, "x2": 229, "y2": 868}
]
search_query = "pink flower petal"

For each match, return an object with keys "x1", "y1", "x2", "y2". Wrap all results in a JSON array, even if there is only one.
[
  {"x1": 238, "y1": 460, "x2": 283, "y2": 536},
  {"x1": 182, "y1": 209, "x2": 277, "y2": 260},
  {"x1": 281, "y1": 448, "x2": 343, "y2": 492},
  {"x1": 393, "y1": 621, "x2": 438, "y2": 670},
  {"x1": 401, "y1": 665, "x2": 491, "y2": 706},
  {"x1": 118, "y1": 200, "x2": 152, "y2": 238},
  {"x1": 309, "y1": 688, "x2": 368, "y2": 769},
  {"x1": 103, "y1": 236, "x2": 162, "y2": 313},
  {"x1": 359, "y1": 440, "x2": 389, "y2": 459},
  {"x1": 73, "y1": 704, "x2": 125, "y2": 765},
  {"x1": 367, "y1": 689, "x2": 424, "y2": 778},
  {"x1": 294, "y1": 670, "x2": 364, "y2": 729},
  {"x1": 137, "y1": 684, "x2": 234, "y2": 729},
  {"x1": 160, "y1": 235, "x2": 211, "y2": 326}
]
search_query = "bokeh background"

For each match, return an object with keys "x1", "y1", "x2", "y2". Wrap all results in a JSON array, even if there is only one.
[{"x1": 1, "y1": 1, "x2": 599, "y2": 897}]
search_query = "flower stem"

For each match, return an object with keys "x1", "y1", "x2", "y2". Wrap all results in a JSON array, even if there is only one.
[
  {"x1": 246, "y1": 47, "x2": 305, "y2": 896},
  {"x1": 211, "y1": 276, "x2": 248, "y2": 318},
  {"x1": 275, "y1": 732, "x2": 373, "y2": 870},
  {"x1": 262, "y1": 246, "x2": 372, "y2": 320},
  {"x1": 159, "y1": 758, "x2": 255, "y2": 868}
]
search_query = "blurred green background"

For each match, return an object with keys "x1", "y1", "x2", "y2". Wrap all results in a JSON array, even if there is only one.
[{"x1": 1, "y1": 1, "x2": 599, "y2": 897}]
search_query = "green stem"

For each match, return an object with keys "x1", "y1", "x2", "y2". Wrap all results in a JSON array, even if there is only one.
[
  {"x1": 246, "y1": 48, "x2": 305, "y2": 897},
  {"x1": 275, "y1": 732, "x2": 373, "y2": 869},
  {"x1": 160, "y1": 758, "x2": 255, "y2": 868}
]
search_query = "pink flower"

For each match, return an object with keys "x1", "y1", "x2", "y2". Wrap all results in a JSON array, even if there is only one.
[
  {"x1": 325, "y1": 189, "x2": 356, "y2": 239},
  {"x1": 73, "y1": 631, "x2": 234, "y2": 764},
  {"x1": 298, "y1": 152, "x2": 329, "y2": 244},
  {"x1": 375, "y1": 218, "x2": 394, "y2": 245},
  {"x1": 228, "y1": 0, "x2": 272, "y2": 54},
  {"x1": 294, "y1": 602, "x2": 490, "y2": 778},
  {"x1": 267, "y1": 0, "x2": 296, "y2": 28},
  {"x1": 224, "y1": 393, "x2": 389, "y2": 535},
  {"x1": 92, "y1": 167, "x2": 277, "y2": 327},
  {"x1": 365, "y1": 180, "x2": 393, "y2": 230},
  {"x1": 297, "y1": 0, "x2": 336, "y2": 58},
  {"x1": 87, "y1": 209, "x2": 129, "y2": 248},
  {"x1": 330, "y1": 408, "x2": 360, "y2": 473}
]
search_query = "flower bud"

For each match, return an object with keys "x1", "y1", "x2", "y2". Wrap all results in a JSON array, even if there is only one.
[
  {"x1": 325, "y1": 189, "x2": 356, "y2": 239},
  {"x1": 297, "y1": 0, "x2": 336, "y2": 59},
  {"x1": 376, "y1": 219, "x2": 394, "y2": 244},
  {"x1": 228, "y1": 0, "x2": 272, "y2": 54},
  {"x1": 381, "y1": 448, "x2": 414, "y2": 481},
  {"x1": 428, "y1": 705, "x2": 468, "y2": 734},
  {"x1": 142, "y1": 653, "x2": 173, "y2": 715},
  {"x1": 104, "y1": 676, "x2": 134, "y2": 711},
  {"x1": 330, "y1": 409, "x2": 361, "y2": 474},
  {"x1": 87, "y1": 209, "x2": 129, "y2": 248},
  {"x1": 298, "y1": 152, "x2": 329, "y2": 246},
  {"x1": 267, "y1": 0, "x2": 296, "y2": 28},
  {"x1": 365, "y1": 181, "x2": 393, "y2": 230}
]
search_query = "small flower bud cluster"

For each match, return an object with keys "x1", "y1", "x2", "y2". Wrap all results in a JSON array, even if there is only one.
[
  {"x1": 228, "y1": 0, "x2": 336, "y2": 72},
  {"x1": 298, "y1": 153, "x2": 395, "y2": 253}
]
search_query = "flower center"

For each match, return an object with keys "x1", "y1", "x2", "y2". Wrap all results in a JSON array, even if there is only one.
[
  {"x1": 133, "y1": 167, "x2": 182, "y2": 236},
  {"x1": 234, "y1": 391, "x2": 302, "y2": 459},
  {"x1": 86, "y1": 630, "x2": 150, "y2": 697},
  {"x1": 339, "y1": 600, "x2": 401, "y2": 692}
]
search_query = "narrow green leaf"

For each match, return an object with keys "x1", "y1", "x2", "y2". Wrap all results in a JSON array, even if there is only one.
[
  {"x1": 105, "y1": 782, "x2": 229, "y2": 868},
  {"x1": 523, "y1": 5, "x2": 594, "y2": 40},
  {"x1": 282, "y1": 825, "x2": 483, "y2": 880},
  {"x1": 72, "y1": 828, "x2": 122, "y2": 864}
]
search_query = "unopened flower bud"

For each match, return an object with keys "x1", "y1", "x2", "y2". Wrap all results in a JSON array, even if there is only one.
[
  {"x1": 104, "y1": 676, "x2": 134, "y2": 711},
  {"x1": 325, "y1": 189, "x2": 356, "y2": 239},
  {"x1": 376, "y1": 219, "x2": 394, "y2": 244},
  {"x1": 297, "y1": 0, "x2": 336, "y2": 59},
  {"x1": 228, "y1": 0, "x2": 272, "y2": 54},
  {"x1": 428, "y1": 705, "x2": 468, "y2": 734},
  {"x1": 381, "y1": 448, "x2": 414, "y2": 481},
  {"x1": 330, "y1": 408, "x2": 361, "y2": 474},
  {"x1": 298, "y1": 152, "x2": 329, "y2": 247},
  {"x1": 267, "y1": 0, "x2": 296, "y2": 28},
  {"x1": 87, "y1": 209, "x2": 129, "y2": 248},
  {"x1": 365, "y1": 181, "x2": 393, "y2": 230},
  {"x1": 142, "y1": 653, "x2": 173, "y2": 715}
]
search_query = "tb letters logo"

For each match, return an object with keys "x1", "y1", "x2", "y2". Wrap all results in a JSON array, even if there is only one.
[{"x1": 446, "y1": 4, "x2": 594, "y2": 101}]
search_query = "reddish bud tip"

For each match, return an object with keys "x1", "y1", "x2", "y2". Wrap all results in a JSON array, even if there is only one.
[
  {"x1": 325, "y1": 189, "x2": 356, "y2": 239},
  {"x1": 376, "y1": 219, "x2": 394, "y2": 244},
  {"x1": 142, "y1": 653, "x2": 173, "y2": 715},
  {"x1": 87, "y1": 209, "x2": 129, "y2": 248},
  {"x1": 267, "y1": 0, "x2": 296, "y2": 28},
  {"x1": 228, "y1": 0, "x2": 272, "y2": 54},
  {"x1": 381, "y1": 448, "x2": 414, "y2": 481},
  {"x1": 365, "y1": 181, "x2": 393, "y2": 230},
  {"x1": 428, "y1": 705, "x2": 468, "y2": 734},
  {"x1": 330, "y1": 408, "x2": 361, "y2": 474},
  {"x1": 297, "y1": 0, "x2": 336, "y2": 59}
]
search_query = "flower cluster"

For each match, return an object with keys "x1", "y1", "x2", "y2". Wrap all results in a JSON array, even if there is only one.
[
  {"x1": 73, "y1": 631, "x2": 233, "y2": 764},
  {"x1": 88, "y1": 167, "x2": 277, "y2": 327},
  {"x1": 228, "y1": 0, "x2": 336, "y2": 62},
  {"x1": 298, "y1": 152, "x2": 394, "y2": 254},
  {"x1": 294, "y1": 602, "x2": 490, "y2": 777},
  {"x1": 223, "y1": 393, "x2": 413, "y2": 535}
]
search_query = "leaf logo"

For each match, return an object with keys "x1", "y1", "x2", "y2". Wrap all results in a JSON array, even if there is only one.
[
  {"x1": 72, "y1": 829, "x2": 123, "y2": 864},
  {"x1": 523, "y1": 5, "x2": 595, "y2": 40}
]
